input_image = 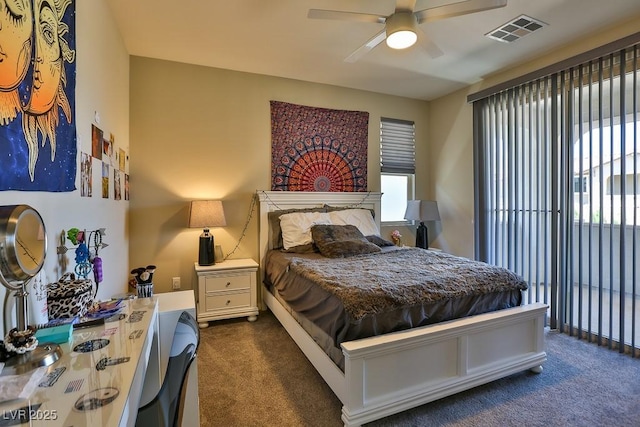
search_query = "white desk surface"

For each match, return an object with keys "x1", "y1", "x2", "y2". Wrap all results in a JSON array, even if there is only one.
[{"x1": 0, "y1": 298, "x2": 158, "y2": 426}]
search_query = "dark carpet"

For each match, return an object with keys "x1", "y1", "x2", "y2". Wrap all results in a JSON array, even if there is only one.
[{"x1": 197, "y1": 310, "x2": 640, "y2": 427}]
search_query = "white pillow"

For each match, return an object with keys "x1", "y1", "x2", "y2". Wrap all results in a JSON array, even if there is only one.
[
  {"x1": 328, "y1": 209, "x2": 379, "y2": 236},
  {"x1": 279, "y1": 212, "x2": 332, "y2": 250}
]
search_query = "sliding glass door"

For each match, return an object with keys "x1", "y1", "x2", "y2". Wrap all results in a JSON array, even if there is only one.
[{"x1": 473, "y1": 44, "x2": 640, "y2": 356}]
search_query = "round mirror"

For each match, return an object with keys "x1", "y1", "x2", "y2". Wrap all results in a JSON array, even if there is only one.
[
  {"x1": 0, "y1": 205, "x2": 60, "y2": 376},
  {"x1": 0, "y1": 205, "x2": 47, "y2": 290}
]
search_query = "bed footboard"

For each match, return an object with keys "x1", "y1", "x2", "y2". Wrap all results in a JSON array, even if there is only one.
[
  {"x1": 340, "y1": 302, "x2": 547, "y2": 427},
  {"x1": 263, "y1": 284, "x2": 547, "y2": 427}
]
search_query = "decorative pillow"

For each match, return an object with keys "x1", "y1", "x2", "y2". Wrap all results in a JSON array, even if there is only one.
[
  {"x1": 311, "y1": 224, "x2": 381, "y2": 258},
  {"x1": 268, "y1": 207, "x2": 325, "y2": 249},
  {"x1": 283, "y1": 243, "x2": 317, "y2": 254},
  {"x1": 365, "y1": 235, "x2": 395, "y2": 247},
  {"x1": 279, "y1": 211, "x2": 332, "y2": 250},
  {"x1": 328, "y1": 209, "x2": 380, "y2": 237},
  {"x1": 324, "y1": 205, "x2": 376, "y2": 218}
]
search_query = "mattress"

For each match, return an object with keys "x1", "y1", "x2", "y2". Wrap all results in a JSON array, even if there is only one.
[{"x1": 264, "y1": 247, "x2": 526, "y2": 369}]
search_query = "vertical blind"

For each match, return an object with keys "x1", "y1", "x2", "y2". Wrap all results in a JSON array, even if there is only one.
[
  {"x1": 380, "y1": 118, "x2": 415, "y2": 174},
  {"x1": 473, "y1": 43, "x2": 640, "y2": 356}
]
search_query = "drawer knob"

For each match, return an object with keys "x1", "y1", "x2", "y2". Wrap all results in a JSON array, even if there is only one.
[
  {"x1": 225, "y1": 282, "x2": 231, "y2": 287},
  {"x1": 226, "y1": 300, "x2": 231, "y2": 306}
]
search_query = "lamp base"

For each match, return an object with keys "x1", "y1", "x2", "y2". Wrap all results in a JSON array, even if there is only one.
[
  {"x1": 415, "y1": 222, "x2": 429, "y2": 249},
  {"x1": 198, "y1": 231, "x2": 215, "y2": 266},
  {"x1": 0, "y1": 343, "x2": 62, "y2": 376}
]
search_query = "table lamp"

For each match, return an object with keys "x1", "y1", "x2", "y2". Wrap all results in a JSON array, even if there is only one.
[
  {"x1": 189, "y1": 200, "x2": 227, "y2": 265},
  {"x1": 404, "y1": 200, "x2": 440, "y2": 249}
]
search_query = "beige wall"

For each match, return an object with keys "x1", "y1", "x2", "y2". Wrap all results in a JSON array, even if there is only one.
[
  {"x1": 428, "y1": 89, "x2": 476, "y2": 258},
  {"x1": 0, "y1": 0, "x2": 129, "y2": 327},
  {"x1": 129, "y1": 57, "x2": 430, "y2": 293},
  {"x1": 429, "y1": 15, "x2": 640, "y2": 259}
]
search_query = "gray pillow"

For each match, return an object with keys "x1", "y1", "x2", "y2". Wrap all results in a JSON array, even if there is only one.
[
  {"x1": 282, "y1": 243, "x2": 317, "y2": 254},
  {"x1": 311, "y1": 224, "x2": 381, "y2": 258},
  {"x1": 365, "y1": 235, "x2": 395, "y2": 247}
]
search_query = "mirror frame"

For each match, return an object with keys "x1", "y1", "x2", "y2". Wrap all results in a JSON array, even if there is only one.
[{"x1": 0, "y1": 205, "x2": 47, "y2": 291}]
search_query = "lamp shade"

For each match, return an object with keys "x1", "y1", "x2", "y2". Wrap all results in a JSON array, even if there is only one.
[
  {"x1": 189, "y1": 200, "x2": 226, "y2": 266},
  {"x1": 404, "y1": 200, "x2": 440, "y2": 250},
  {"x1": 189, "y1": 200, "x2": 227, "y2": 228},
  {"x1": 404, "y1": 200, "x2": 440, "y2": 222}
]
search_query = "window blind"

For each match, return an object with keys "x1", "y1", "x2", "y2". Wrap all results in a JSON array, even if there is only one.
[
  {"x1": 473, "y1": 42, "x2": 640, "y2": 357},
  {"x1": 380, "y1": 118, "x2": 415, "y2": 174}
]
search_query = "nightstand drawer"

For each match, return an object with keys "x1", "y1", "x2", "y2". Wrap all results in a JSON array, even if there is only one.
[
  {"x1": 205, "y1": 292, "x2": 250, "y2": 310},
  {"x1": 195, "y1": 259, "x2": 259, "y2": 326},
  {"x1": 204, "y1": 272, "x2": 251, "y2": 292}
]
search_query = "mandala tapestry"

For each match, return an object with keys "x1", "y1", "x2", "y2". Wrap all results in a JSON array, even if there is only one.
[
  {"x1": 0, "y1": 0, "x2": 76, "y2": 191},
  {"x1": 270, "y1": 101, "x2": 368, "y2": 192}
]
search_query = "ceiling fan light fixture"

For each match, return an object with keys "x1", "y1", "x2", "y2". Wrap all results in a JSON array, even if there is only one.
[
  {"x1": 385, "y1": 12, "x2": 418, "y2": 50},
  {"x1": 386, "y1": 30, "x2": 417, "y2": 49}
]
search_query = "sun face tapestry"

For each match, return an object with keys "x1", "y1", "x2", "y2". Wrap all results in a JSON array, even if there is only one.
[
  {"x1": 271, "y1": 100, "x2": 368, "y2": 192},
  {"x1": 0, "y1": 0, "x2": 77, "y2": 192}
]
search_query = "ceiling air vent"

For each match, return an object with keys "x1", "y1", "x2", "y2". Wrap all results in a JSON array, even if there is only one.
[{"x1": 486, "y1": 15, "x2": 547, "y2": 43}]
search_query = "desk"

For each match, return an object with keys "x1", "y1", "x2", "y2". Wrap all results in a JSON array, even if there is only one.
[{"x1": 0, "y1": 298, "x2": 159, "y2": 426}]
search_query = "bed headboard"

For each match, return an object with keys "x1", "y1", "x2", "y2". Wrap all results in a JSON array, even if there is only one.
[{"x1": 257, "y1": 190, "x2": 382, "y2": 271}]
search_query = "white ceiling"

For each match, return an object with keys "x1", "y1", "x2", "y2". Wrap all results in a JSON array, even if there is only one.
[{"x1": 106, "y1": 0, "x2": 640, "y2": 101}]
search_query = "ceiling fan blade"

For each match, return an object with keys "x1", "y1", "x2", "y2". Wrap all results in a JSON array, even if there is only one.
[
  {"x1": 414, "y1": 0, "x2": 507, "y2": 24},
  {"x1": 344, "y1": 29, "x2": 387, "y2": 63},
  {"x1": 417, "y1": 29, "x2": 444, "y2": 59},
  {"x1": 308, "y1": 9, "x2": 386, "y2": 24}
]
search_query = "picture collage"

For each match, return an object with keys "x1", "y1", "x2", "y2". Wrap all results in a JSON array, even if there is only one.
[{"x1": 83, "y1": 124, "x2": 129, "y2": 200}]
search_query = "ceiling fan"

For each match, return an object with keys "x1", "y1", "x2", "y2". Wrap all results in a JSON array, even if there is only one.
[{"x1": 308, "y1": 0, "x2": 507, "y2": 62}]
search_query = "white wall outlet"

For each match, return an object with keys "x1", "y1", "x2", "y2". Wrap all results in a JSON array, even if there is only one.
[{"x1": 172, "y1": 277, "x2": 181, "y2": 290}]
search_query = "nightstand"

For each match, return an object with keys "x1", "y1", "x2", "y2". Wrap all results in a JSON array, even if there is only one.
[{"x1": 194, "y1": 259, "x2": 259, "y2": 328}]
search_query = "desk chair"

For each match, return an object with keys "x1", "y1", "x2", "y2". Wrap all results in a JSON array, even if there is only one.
[{"x1": 137, "y1": 311, "x2": 200, "y2": 427}]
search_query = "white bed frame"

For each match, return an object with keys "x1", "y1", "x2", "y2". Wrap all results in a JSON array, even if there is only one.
[{"x1": 257, "y1": 191, "x2": 547, "y2": 427}]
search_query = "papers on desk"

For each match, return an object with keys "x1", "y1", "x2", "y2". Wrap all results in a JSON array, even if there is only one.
[
  {"x1": 85, "y1": 299, "x2": 124, "y2": 319},
  {"x1": 0, "y1": 366, "x2": 47, "y2": 402},
  {"x1": 37, "y1": 316, "x2": 78, "y2": 329}
]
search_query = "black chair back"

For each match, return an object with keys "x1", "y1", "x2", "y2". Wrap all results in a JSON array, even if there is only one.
[{"x1": 137, "y1": 311, "x2": 199, "y2": 427}]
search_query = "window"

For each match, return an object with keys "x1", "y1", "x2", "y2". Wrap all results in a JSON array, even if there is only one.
[
  {"x1": 380, "y1": 118, "x2": 415, "y2": 223},
  {"x1": 574, "y1": 176, "x2": 587, "y2": 193},
  {"x1": 381, "y1": 174, "x2": 413, "y2": 222},
  {"x1": 577, "y1": 123, "x2": 640, "y2": 223},
  {"x1": 607, "y1": 173, "x2": 638, "y2": 195}
]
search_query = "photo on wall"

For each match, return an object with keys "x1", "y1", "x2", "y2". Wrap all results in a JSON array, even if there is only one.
[
  {"x1": 92, "y1": 124, "x2": 103, "y2": 160},
  {"x1": 114, "y1": 169, "x2": 121, "y2": 200},
  {"x1": 102, "y1": 135, "x2": 112, "y2": 162},
  {"x1": 80, "y1": 152, "x2": 92, "y2": 197},
  {"x1": 119, "y1": 148, "x2": 126, "y2": 171},
  {"x1": 124, "y1": 174, "x2": 130, "y2": 201},
  {"x1": 102, "y1": 162, "x2": 110, "y2": 198}
]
